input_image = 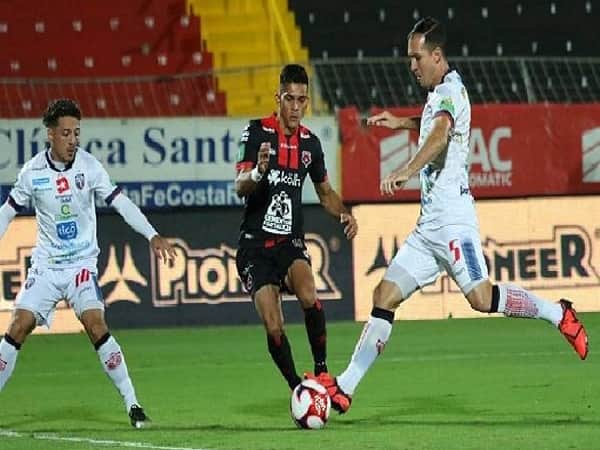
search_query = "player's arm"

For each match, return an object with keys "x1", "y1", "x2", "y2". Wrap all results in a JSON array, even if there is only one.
[
  {"x1": 93, "y1": 162, "x2": 175, "y2": 263},
  {"x1": 235, "y1": 143, "x2": 270, "y2": 197},
  {"x1": 314, "y1": 181, "x2": 357, "y2": 239},
  {"x1": 367, "y1": 111, "x2": 421, "y2": 130},
  {"x1": 0, "y1": 166, "x2": 31, "y2": 240},
  {"x1": 109, "y1": 193, "x2": 175, "y2": 264},
  {"x1": 0, "y1": 199, "x2": 19, "y2": 240},
  {"x1": 380, "y1": 114, "x2": 452, "y2": 195}
]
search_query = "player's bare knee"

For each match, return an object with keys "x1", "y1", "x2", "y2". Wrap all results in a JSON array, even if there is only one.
[
  {"x1": 373, "y1": 281, "x2": 404, "y2": 311},
  {"x1": 7, "y1": 310, "x2": 36, "y2": 343},
  {"x1": 465, "y1": 281, "x2": 493, "y2": 313}
]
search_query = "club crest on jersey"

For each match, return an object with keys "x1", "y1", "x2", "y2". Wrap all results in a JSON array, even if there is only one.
[
  {"x1": 301, "y1": 150, "x2": 312, "y2": 168},
  {"x1": 75, "y1": 173, "x2": 85, "y2": 190},
  {"x1": 56, "y1": 176, "x2": 70, "y2": 194}
]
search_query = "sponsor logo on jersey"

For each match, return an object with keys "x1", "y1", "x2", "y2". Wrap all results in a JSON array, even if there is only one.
[
  {"x1": 32, "y1": 177, "x2": 52, "y2": 192},
  {"x1": 267, "y1": 169, "x2": 301, "y2": 187},
  {"x1": 56, "y1": 221, "x2": 78, "y2": 240},
  {"x1": 56, "y1": 176, "x2": 70, "y2": 194},
  {"x1": 301, "y1": 150, "x2": 312, "y2": 168},
  {"x1": 75, "y1": 173, "x2": 85, "y2": 190},
  {"x1": 55, "y1": 203, "x2": 77, "y2": 221}
]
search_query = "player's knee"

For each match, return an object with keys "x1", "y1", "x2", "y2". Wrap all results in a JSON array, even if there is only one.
[
  {"x1": 373, "y1": 281, "x2": 404, "y2": 310},
  {"x1": 265, "y1": 323, "x2": 284, "y2": 339},
  {"x1": 466, "y1": 295, "x2": 490, "y2": 312},
  {"x1": 7, "y1": 310, "x2": 36, "y2": 343}
]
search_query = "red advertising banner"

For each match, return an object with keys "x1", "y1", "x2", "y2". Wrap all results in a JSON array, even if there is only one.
[{"x1": 340, "y1": 104, "x2": 600, "y2": 202}]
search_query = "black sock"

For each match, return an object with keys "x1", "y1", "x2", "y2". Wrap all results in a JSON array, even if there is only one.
[
  {"x1": 4, "y1": 333, "x2": 22, "y2": 350},
  {"x1": 490, "y1": 285, "x2": 500, "y2": 313},
  {"x1": 304, "y1": 300, "x2": 327, "y2": 374},
  {"x1": 267, "y1": 333, "x2": 301, "y2": 389},
  {"x1": 371, "y1": 306, "x2": 395, "y2": 324}
]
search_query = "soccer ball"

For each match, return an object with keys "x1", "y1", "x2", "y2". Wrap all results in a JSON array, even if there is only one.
[{"x1": 290, "y1": 378, "x2": 331, "y2": 429}]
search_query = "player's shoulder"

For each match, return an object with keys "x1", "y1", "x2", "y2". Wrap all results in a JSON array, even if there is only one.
[
  {"x1": 75, "y1": 147, "x2": 103, "y2": 169},
  {"x1": 298, "y1": 124, "x2": 321, "y2": 147},
  {"x1": 433, "y1": 70, "x2": 466, "y2": 98},
  {"x1": 19, "y1": 151, "x2": 48, "y2": 174}
]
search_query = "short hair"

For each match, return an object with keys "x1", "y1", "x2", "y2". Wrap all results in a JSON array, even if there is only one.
[
  {"x1": 42, "y1": 98, "x2": 81, "y2": 127},
  {"x1": 408, "y1": 17, "x2": 446, "y2": 55},
  {"x1": 279, "y1": 64, "x2": 309, "y2": 88}
]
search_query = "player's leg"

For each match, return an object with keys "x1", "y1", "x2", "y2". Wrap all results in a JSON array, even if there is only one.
[
  {"x1": 0, "y1": 309, "x2": 36, "y2": 390},
  {"x1": 323, "y1": 231, "x2": 441, "y2": 413},
  {"x1": 285, "y1": 258, "x2": 328, "y2": 375},
  {"x1": 466, "y1": 280, "x2": 588, "y2": 359},
  {"x1": 439, "y1": 225, "x2": 588, "y2": 359},
  {"x1": 237, "y1": 247, "x2": 301, "y2": 389},
  {"x1": 1, "y1": 268, "x2": 59, "y2": 391},
  {"x1": 254, "y1": 284, "x2": 302, "y2": 389},
  {"x1": 69, "y1": 269, "x2": 148, "y2": 427}
]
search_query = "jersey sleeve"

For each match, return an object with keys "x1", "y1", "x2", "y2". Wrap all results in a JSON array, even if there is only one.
[
  {"x1": 309, "y1": 137, "x2": 328, "y2": 184},
  {"x1": 91, "y1": 161, "x2": 121, "y2": 205},
  {"x1": 8, "y1": 166, "x2": 31, "y2": 212},
  {"x1": 431, "y1": 83, "x2": 462, "y2": 128},
  {"x1": 235, "y1": 122, "x2": 262, "y2": 172}
]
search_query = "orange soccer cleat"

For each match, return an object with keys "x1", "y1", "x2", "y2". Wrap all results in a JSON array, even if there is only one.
[
  {"x1": 305, "y1": 372, "x2": 352, "y2": 414},
  {"x1": 558, "y1": 299, "x2": 588, "y2": 360}
]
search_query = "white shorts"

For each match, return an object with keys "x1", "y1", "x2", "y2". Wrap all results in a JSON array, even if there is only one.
[
  {"x1": 384, "y1": 224, "x2": 489, "y2": 297},
  {"x1": 15, "y1": 265, "x2": 104, "y2": 327}
]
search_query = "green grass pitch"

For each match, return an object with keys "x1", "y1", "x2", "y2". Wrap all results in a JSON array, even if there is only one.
[{"x1": 0, "y1": 314, "x2": 598, "y2": 450}]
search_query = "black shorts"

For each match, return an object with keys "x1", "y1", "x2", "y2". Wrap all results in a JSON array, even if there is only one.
[{"x1": 236, "y1": 238, "x2": 311, "y2": 298}]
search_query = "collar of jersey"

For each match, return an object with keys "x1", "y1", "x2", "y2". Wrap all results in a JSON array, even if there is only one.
[
  {"x1": 429, "y1": 68, "x2": 457, "y2": 92},
  {"x1": 45, "y1": 149, "x2": 75, "y2": 172}
]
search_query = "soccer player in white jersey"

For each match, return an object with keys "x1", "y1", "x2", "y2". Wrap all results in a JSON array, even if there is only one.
[
  {"x1": 307, "y1": 17, "x2": 588, "y2": 414},
  {"x1": 0, "y1": 99, "x2": 175, "y2": 427}
]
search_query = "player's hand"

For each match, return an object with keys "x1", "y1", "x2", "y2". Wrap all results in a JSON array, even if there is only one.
[
  {"x1": 380, "y1": 169, "x2": 410, "y2": 196},
  {"x1": 150, "y1": 235, "x2": 176, "y2": 264},
  {"x1": 257, "y1": 142, "x2": 271, "y2": 174},
  {"x1": 340, "y1": 213, "x2": 358, "y2": 240},
  {"x1": 366, "y1": 111, "x2": 400, "y2": 129}
]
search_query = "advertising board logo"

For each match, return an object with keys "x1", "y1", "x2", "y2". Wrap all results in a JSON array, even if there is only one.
[
  {"x1": 582, "y1": 127, "x2": 600, "y2": 182},
  {"x1": 98, "y1": 244, "x2": 147, "y2": 304},
  {"x1": 151, "y1": 234, "x2": 340, "y2": 306}
]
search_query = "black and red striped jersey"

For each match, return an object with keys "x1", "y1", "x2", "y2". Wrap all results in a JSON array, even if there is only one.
[{"x1": 235, "y1": 114, "x2": 328, "y2": 247}]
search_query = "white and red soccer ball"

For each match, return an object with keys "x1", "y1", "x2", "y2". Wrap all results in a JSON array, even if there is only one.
[{"x1": 290, "y1": 378, "x2": 331, "y2": 429}]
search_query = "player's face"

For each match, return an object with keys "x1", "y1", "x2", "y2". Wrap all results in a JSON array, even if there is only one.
[
  {"x1": 277, "y1": 83, "x2": 309, "y2": 134},
  {"x1": 408, "y1": 34, "x2": 439, "y2": 89},
  {"x1": 48, "y1": 116, "x2": 80, "y2": 163}
]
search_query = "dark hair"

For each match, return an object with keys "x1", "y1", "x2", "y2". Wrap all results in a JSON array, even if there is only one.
[
  {"x1": 279, "y1": 64, "x2": 309, "y2": 88},
  {"x1": 408, "y1": 17, "x2": 446, "y2": 55},
  {"x1": 42, "y1": 98, "x2": 81, "y2": 127}
]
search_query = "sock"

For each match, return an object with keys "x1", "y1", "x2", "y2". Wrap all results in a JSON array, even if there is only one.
[
  {"x1": 95, "y1": 333, "x2": 139, "y2": 411},
  {"x1": 267, "y1": 333, "x2": 301, "y2": 389},
  {"x1": 0, "y1": 334, "x2": 21, "y2": 391},
  {"x1": 496, "y1": 284, "x2": 563, "y2": 326},
  {"x1": 303, "y1": 299, "x2": 327, "y2": 374},
  {"x1": 337, "y1": 307, "x2": 394, "y2": 396}
]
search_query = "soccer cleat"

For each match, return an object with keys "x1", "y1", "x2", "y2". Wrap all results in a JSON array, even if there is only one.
[
  {"x1": 558, "y1": 299, "x2": 588, "y2": 360},
  {"x1": 129, "y1": 405, "x2": 150, "y2": 428},
  {"x1": 305, "y1": 372, "x2": 352, "y2": 414}
]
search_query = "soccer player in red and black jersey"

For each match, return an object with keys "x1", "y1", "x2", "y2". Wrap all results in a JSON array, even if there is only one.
[{"x1": 235, "y1": 64, "x2": 357, "y2": 390}]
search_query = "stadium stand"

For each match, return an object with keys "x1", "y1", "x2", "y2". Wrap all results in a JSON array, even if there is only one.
[
  {"x1": 0, "y1": 0, "x2": 226, "y2": 117},
  {"x1": 288, "y1": 0, "x2": 600, "y2": 111}
]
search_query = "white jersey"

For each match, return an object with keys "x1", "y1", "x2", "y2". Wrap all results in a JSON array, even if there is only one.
[
  {"x1": 417, "y1": 70, "x2": 477, "y2": 229},
  {"x1": 8, "y1": 148, "x2": 120, "y2": 268}
]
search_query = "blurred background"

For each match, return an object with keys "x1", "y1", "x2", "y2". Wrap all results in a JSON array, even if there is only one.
[{"x1": 1, "y1": 0, "x2": 599, "y2": 333}]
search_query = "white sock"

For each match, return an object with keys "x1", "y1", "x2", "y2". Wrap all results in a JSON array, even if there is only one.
[
  {"x1": 0, "y1": 337, "x2": 19, "y2": 391},
  {"x1": 337, "y1": 315, "x2": 393, "y2": 396},
  {"x1": 96, "y1": 335, "x2": 139, "y2": 411},
  {"x1": 497, "y1": 284, "x2": 562, "y2": 326}
]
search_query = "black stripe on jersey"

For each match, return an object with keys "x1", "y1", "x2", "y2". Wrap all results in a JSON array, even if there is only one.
[
  {"x1": 105, "y1": 186, "x2": 122, "y2": 205},
  {"x1": 7, "y1": 195, "x2": 24, "y2": 212}
]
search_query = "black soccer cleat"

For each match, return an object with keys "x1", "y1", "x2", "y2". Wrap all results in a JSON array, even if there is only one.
[{"x1": 129, "y1": 405, "x2": 150, "y2": 428}]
